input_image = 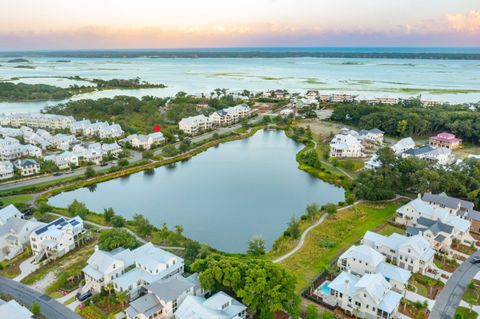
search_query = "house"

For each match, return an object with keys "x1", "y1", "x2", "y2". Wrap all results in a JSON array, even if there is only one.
[
  {"x1": 338, "y1": 244, "x2": 411, "y2": 293},
  {"x1": 0, "y1": 113, "x2": 74, "y2": 129},
  {"x1": 123, "y1": 132, "x2": 165, "y2": 150},
  {"x1": 331, "y1": 93, "x2": 354, "y2": 103},
  {"x1": 364, "y1": 154, "x2": 382, "y2": 170},
  {"x1": 13, "y1": 159, "x2": 40, "y2": 176},
  {"x1": 0, "y1": 161, "x2": 14, "y2": 180},
  {"x1": 402, "y1": 146, "x2": 455, "y2": 165},
  {"x1": 175, "y1": 291, "x2": 247, "y2": 319},
  {"x1": 358, "y1": 128, "x2": 384, "y2": 145},
  {"x1": 49, "y1": 134, "x2": 77, "y2": 151},
  {"x1": 44, "y1": 151, "x2": 79, "y2": 169},
  {"x1": 406, "y1": 218, "x2": 456, "y2": 252},
  {"x1": 0, "y1": 299, "x2": 33, "y2": 319},
  {"x1": 22, "y1": 144, "x2": 42, "y2": 158},
  {"x1": 372, "y1": 97, "x2": 399, "y2": 105},
  {"x1": 362, "y1": 231, "x2": 435, "y2": 274},
  {"x1": 396, "y1": 196, "x2": 474, "y2": 247},
  {"x1": 422, "y1": 192, "x2": 480, "y2": 235},
  {"x1": 305, "y1": 90, "x2": 319, "y2": 98},
  {"x1": 83, "y1": 243, "x2": 184, "y2": 298},
  {"x1": 391, "y1": 137, "x2": 415, "y2": 155},
  {"x1": 125, "y1": 275, "x2": 201, "y2": 319},
  {"x1": 179, "y1": 115, "x2": 212, "y2": 136},
  {"x1": 329, "y1": 134, "x2": 364, "y2": 158},
  {"x1": 209, "y1": 104, "x2": 252, "y2": 127},
  {"x1": 102, "y1": 142, "x2": 123, "y2": 157},
  {"x1": 0, "y1": 217, "x2": 45, "y2": 261},
  {"x1": 73, "y1": 145, "x2": 103, "y2": 165},
  {"x1": 30, "y1": 216, "x2": 85, "y2": 263},
  {"x1": 328, "y1": 272, "x2": 402, "y2": 319},
  {"x1": 429, "y1": 132, "x2": 462, "y2": 150},
  {"x1": 70, "y1": 119, "x2": 92, "y2": 135},
  {"x1": 0, "y1": 205, "x2": 23, "y2": 225}
]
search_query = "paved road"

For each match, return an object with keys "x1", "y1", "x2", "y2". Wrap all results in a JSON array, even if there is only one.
[
  {"x1": 0, "y1": 276, "x2": 82, "y2": 319},
  {"x1": 0, "y1": 151, "x2": 142, "y2": 191},
  {"x1": 429, "y1": 250, "x2": 480, "y2": 319}
]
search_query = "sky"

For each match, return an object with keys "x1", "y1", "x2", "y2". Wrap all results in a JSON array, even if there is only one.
[{"x1": 0, "y1": 0, "x2": 479, "y2": 50}]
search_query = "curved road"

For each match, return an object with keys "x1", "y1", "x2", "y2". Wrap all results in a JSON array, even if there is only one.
[
  {"x1": 429, "y1": 250, "x2": 480, "y2": 319},
  {"x1": 0, "y1": 276, "x2": 82, "y2": 319}
]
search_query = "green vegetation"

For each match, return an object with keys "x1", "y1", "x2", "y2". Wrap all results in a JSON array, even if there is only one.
[
  {"x1": 355, "y1": 147, "x2": 480, "y2": 207},
  {"x1": 408, "y1": 273, "x2": 444, "y2": 299},
  {"x1": 331, "y1": 100, "x2": 480, "y2": 143},
  {"x1": 463, "y1": 280, "x2": 480, "y2": 306},
  {"x1": 98, "y1": 229, "x2": 139, "y2": 251},
  {"x1": 0, "y1": 82, "x2": 71, "y2": 102},
  {"x1": 247, "y1": 235, "x2": 266, "y2": 256},
  {"x1": 192, "y1": 254, "x2": 300, "y2": 318},
  {"x1": 273, "y1": 201, "x2": 401, "y2": 290},
  {"x1": 0, "y1": 248, "x2": 32, "y2": 278},
  {"x1": 454, "y1": 306, "x2": 478, "y2": 319}
]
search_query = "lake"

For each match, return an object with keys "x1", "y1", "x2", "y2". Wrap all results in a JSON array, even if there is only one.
[
  {"x1": 1, "y1": 56, "x2": 480, "y2": 114},
  {"x1": 48, "y1": 130, "x2": 345, "y2": 252}
]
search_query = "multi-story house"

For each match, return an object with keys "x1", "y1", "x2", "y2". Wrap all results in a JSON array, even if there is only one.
[
  {"x1": 83, "y1": 242, "x2": 184, "y2": 298},
  {"x1": 179, "y1": 115, "x2": 212, "y2": 136},
  {"x1": 0, "y1": 161, "x2": 14, "y2": 180},
  {"x1": 0, "y1": 299, "x2": 34, "y2": 319},
  {"x1": 328, "y1": 272, "x2": 402, "y2": 319},
  {"x1": 0, "y1": 216, "x2": 45, "y2": 261},
  {"x1": 358, "y1": 129, "x2": 384, "y2": 145},
  {"x1": 362, "y1": 231, "x2": 435, "y2": 274},
  {"x1": 30, "y1": 216, "x2": 85, "y2": 263},
  {"x1": 125, "y1": 275, "x2": 202, "y2": 319},
  {"x1": 123, "y1": 132, "x2": 165, "y2": 150},
  {"x1": 0, "y1": 113, "x2": 74, "y2": 130},
  {"x1": 13, "y1": 159, "x2": 41, "y2": 176},
  {"x1": 175, "y1": 291, "x2": 247, "y2": 319},
  {"x1": 44, "y1": 151, "x2": 79, "y2": 169},
  {"x1": 429, "y1": 133, "x2": 462, "y2": 150},
  {"x1": 390, "y1": 137, "x2": 415, "y2": 155},
  {"x1": 338, "y1": 245, "x2": 411, "y2": 293},
  {"x1": 402, "y1": 145, "x2": 455, "y2": 165},
  {"x1": 330, "y1": 134, "x2": 364, "y2": 158},
  {"x1": 102, "y1": 142, "x2": 123, "y2": 157}
]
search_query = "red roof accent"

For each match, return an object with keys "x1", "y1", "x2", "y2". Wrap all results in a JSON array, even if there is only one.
[{"x1": 431, "y1": 132, "x2": 461, "y2": 143}]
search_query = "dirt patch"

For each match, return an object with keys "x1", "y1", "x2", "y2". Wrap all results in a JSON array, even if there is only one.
[{"x1": 297, "y1": 120, "x2": 344, "y2": 139}]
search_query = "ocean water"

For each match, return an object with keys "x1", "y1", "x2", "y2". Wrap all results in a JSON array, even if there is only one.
[{"x1": 1, "y1": 54, "x2": 479, "y2": 114}]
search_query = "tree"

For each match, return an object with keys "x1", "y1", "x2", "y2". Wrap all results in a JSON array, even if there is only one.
[
  {"x1": 110, "y1": 215, "x2": 126, "y2": 228},
  {"x1": 103, "y1": 207, "x2": 115, "y2": 223},
  {"x1": 322, "y1": 203, "x2": 338, "y2": 215},
  {"x1": 31, "y1": 302, "x2": 41, "y2": 316},
  {"x1": 247, "y1": 235, "x2": 266, "y2": 256},
  {"x1": 179, "y1": 138, "x2": 192, "y2": 152},
  {"x1": 67, "y1": 199, "x2": 89, "y2": 219},
  {"x1": 132, "y1": 213, "x2": 154, "y2": 237},
  {"x1": 191, "y1": 254, "x2": 300, "y2": 318},
  {"x1": 174, "y1": 225, "x2": 184, "y2": 237},
  {"x1": 98, "y1": 229, "x2": 138, "y2": 251},
  {"x1": 162, "y1": 144, "x2": 178, "y2": 157},
  {"x1": 302, "y1": 149, "x2": 319, "y2": 168},
  {"x1": 142, "y1": 150, "x2": 154, "y2": 159},
  {"x1": 305, "y1": 203, "x2": 319, "y2": 218},
  {"x1": 305, "y1": 304, "x2": 319, "y2": 319},
  {"x1": 85, "y1": 166, "x2": 96, "y2": 178},
  {"x1": 118, "y1": 159, "x2": 129, "y2": 167},
  {"x1": 286, "y1": 216, "x2": 300, "y2": 239}
]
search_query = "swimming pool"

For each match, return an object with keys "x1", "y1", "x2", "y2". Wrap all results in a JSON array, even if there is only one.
[{"x1": 316, "y1": 280, "x2": 331, "y2": 296}]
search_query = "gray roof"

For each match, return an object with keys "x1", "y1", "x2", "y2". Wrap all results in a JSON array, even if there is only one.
[
  {"x1": 125, "y1": 293, "x2": 163, "y2": 318},
  {"x1": 148, "y1": 276, "x2": 195, "y2": 302},
  {"x1": 417, "y1": 217, "x2": 454, "y2": 235},
  {"x1": 435, "y1": 234, "x2": 447, "y2": 243},
  {"x1": 422, "y1": 192, "x2": 474, "y2": 212},
  {"x1": 467, "y1": 210, "x2": 480, "y2": 222},
  {"x1": 406, "y1": 226, "x2": 422, "y2": 236},
  {"x1": 404, "y1": 145, "x2": 435, "y2": 156}
]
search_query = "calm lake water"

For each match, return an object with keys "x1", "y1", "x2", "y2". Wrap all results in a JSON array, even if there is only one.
[
  {"x1": 48, "y1": 130, "x2": 345, "y2": 252},
  {"x1": 1, "y1": 56, "x2": 480, "y2": 114}
]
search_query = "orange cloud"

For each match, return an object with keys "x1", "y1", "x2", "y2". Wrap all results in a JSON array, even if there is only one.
[{"x1": 447, "y1": 10, "x2": 480, "y2": 32}]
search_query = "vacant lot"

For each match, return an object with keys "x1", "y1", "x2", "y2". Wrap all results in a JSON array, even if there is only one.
[{"x1": 276, "y1": 201, "x2": 402, "y2": 290}]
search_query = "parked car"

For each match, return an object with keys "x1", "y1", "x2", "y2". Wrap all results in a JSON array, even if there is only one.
[
  {"x1": 471, "y1": 256, "x2": 480, "y2": 264},
  {"x1": 53, "y1": 172, "x2": 63, "y2": 176},
  {"x1": 77, "y1": 291, "x2": 92, "y2": 302}
]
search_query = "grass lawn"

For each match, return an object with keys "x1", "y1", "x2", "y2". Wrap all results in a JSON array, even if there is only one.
[
  {"x1": 376, "y1": 223, "x2": 405, "y2": 236},
  {"x1": 434, "y1": 255, "x2": 459, "y2": 272},
  {"x1": 463, "y1": 280, "x2": 480, "y2": 306},
  {"x1": 0, "y1": 194, "x2": 34, "y2": 205},
  {"x1": 408, "y1": 273, "x2": 444, "y2": 299},
  {"x1": 274, "y1": 201, "x2": 402, "y2": 291},
  {"x1": 455, "y1": 306, "x2": 478, "y2": 319}
]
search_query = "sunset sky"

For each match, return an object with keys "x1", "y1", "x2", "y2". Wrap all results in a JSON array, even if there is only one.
[{"x1": 1, "y1": 0, "x2": 479, "y2": 50}]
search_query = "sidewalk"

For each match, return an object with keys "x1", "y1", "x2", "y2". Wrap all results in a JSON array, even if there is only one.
[{"x1": 13, "y1": 256, "x2": 38, "y2": 282}]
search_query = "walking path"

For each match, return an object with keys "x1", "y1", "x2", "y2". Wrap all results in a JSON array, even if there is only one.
[{"x1": 13, "y1": 256, "x2": 39, "y2": 282}]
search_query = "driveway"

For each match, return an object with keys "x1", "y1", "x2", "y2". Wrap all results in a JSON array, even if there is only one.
[
  {"x1": 429, "y1": 250, "x2": 480, "y2": 319},
  {"x1": 0, "y1": 276, "x2": 82, "y2": 319},
  {"x1": 13, "y1": 256, "x2": 39, "y2": 282}
]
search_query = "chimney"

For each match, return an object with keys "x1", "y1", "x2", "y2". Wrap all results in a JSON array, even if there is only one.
[
  {"x1": 343, "y1": 279, "x2": 350, "y2": 304},
  {"x1": 417, "y1": 193, "x2": 422, "y2": 199},
  {"x1": 94, "y1": 245, "x2": 99, "y2": 251}
]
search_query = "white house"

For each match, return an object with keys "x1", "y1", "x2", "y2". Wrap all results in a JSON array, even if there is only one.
[
  {"x1": 0, "y1": 205, "x2": 23, "y2": 225},
  {"x1": 402, "y1": 146, "x2": 455, "y2": 165},
  {"x1": 0, "y1": 216, "x2": 45, "y2": 261},
  {"x1": 0, "y1": 161, "x2": 14, "y2": 180},
  {"x1": 0, "y1": 113, "x2": 74, "y2": 129},
  {"x1": 330, "y1": 134, "x2": 364, "y2": 158},
  {"x1": 362, "y1": 231, "x2": 435, "y2": 274},
  {"x1": 30, "y1": 216, "x2": 85, "y2": 263},
  {"x1": 123, "y1": 132, "x2": 165, "y2": 150},
  {"x1": 125, "y1": 275, "x2": 201, "y2": 319},
  {"x1": 338, "y1": 245, "x2": 411, "y2": 293},
  {"x1": 391, "y1": 137, "x2": 415, "y2": 155},
  {"x1": 358, "y1": 129, "x2": 384, "y2": 145},
  {"x1": 102, "y1": 142, "x2": 123, "y2": 157},
  {"x1": 83, "y1": 242, "x2": 184, "y2": 298},
  {"x1": 328, "y1": 271, "x2": 402, "y2": 319},
  {"x1": 179, "y1": 115, "x2": 212, "y2": 136},
  {"x1": 175, "y1": 291, "x2": 247, "y2": 319},
  {"x1": 0, "y1": 299, "x2": 33, "y2": 319},
  {"x1": 13, "y1": 159, "x2": 40, "y2": 176},
  {"x1": 396, "y1": 197, "x2": 474, "y2": 247},
  {"x1": 44, "y1": 151, "x2": 79, "y2": 170}
]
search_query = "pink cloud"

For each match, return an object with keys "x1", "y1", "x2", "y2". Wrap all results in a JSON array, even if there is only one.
[{"x1": 447, "y1": 10, "x2": 480, "y2": 32}]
